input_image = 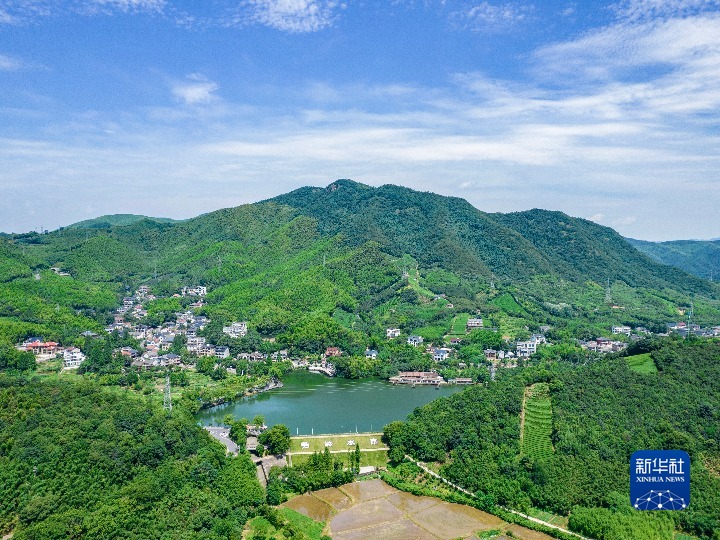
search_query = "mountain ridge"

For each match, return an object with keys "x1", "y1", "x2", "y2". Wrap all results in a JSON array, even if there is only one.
[{"x1": 2, "y1": 180, "x2": 719, "y2": 352}]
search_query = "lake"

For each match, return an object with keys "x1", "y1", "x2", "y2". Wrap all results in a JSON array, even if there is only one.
[{"x1": 195, "y1": 370, "x2": 465, "y2": 434}]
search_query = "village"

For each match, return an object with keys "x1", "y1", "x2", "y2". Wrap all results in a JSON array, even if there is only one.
[{"x1": 15, "y1": 283, "x2": 720, "y2": 389}]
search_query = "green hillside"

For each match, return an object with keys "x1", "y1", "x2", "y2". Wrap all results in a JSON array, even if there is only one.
[
  {"x1": 0, "y1": 376, "x2": 264, "y2": 538},
  {"x1": 628, "y1": 238, "x2": 720, "y2": 281},
  {"x1": 2, "y1": 180, "x2": 720, "y2": 356},
  {"x1": 67, "y1": 214, "x2": 178, "y2": 229}
]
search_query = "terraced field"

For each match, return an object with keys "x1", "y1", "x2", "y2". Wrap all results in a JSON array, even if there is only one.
[{"x1": 521, "y1": 383, "x2": 554, "y2": 460}]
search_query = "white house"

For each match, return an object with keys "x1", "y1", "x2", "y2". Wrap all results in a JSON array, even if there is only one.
[
  {"x1": 407, "y1": 335, "x2": 424, "y2": 347},
  {"x1": 466, "y1": 318, "x2": 484, "y2": 331},
  {"x1": 63, "y1": 348, "x2": 85, "y2": 368},
  {"x1": 611, "y1": 325, "x2": 632, "y2": 335},
  {"x1": 432, "y1": 348, "x2": 450, "y2": 361},
  {"x1": 516, "y1": 334, "x2": 547, "y2": 358},
  {"x1": 386, "y1": 328, "x2": 401, "y2": 339},
  {"x1": 187, "y1": 336, "x2": 207, "y2": 352},
  {"x1": 223, "y1": 321, "x2": 248, "y2": 339},
  {"x1": 215, "y1": 346, "x2": 230, "y2": 359},
  {"x1": 181, "y1": 286, "x2": 207, "y2": 297},
  {"x1": 365, "y1": 349, "x2": 378, "y2": 359}
]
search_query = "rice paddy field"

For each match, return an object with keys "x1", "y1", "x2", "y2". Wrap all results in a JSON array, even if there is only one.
[{"x1": 282, "y1": 479, "x2": 556, "y2": 540}]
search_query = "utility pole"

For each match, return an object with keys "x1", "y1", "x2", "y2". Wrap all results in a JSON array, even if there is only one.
[{"x1": 163, "y1": 373, "x2": 172, "y2": 413}]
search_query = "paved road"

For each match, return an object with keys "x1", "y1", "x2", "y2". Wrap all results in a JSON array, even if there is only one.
[{"x1": 204, "y1": 426, "x2": 239, "y2": 454}]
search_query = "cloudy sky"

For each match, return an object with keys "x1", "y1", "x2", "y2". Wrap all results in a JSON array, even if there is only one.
[{"x1": 1, "y1": 0, "x2": 718, "y2": 239}]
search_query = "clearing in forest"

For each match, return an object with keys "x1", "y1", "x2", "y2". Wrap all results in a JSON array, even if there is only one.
[
  {"x1": 521, "y1": 383, "x2": 554, "y2": 460},
  {"x1": 626, "y1": 353, "x2": 658, "y2": 374}
]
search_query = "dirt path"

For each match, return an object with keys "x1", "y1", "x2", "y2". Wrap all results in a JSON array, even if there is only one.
[{"x1": 405, "y1": 455, "x2": 592, "y2": 540}]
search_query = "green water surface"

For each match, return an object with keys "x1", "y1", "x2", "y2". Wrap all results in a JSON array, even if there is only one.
[{"x1": 195, "y1": 370, "x2": 464, "y2": 434}]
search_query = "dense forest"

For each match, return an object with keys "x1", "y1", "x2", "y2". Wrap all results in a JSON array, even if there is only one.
[
  {"x1": 2, "y1": 180, "x2": 719, "y2": 364},
  {"x1": 0, "y1": 376, "x2": 265, "y2": 539},
  {"x1": 629, "y1": 238, "x2": 720, "y2": 282},
  {"x1": 383, "y1": 338, "x2": 720, "y2": 539}
]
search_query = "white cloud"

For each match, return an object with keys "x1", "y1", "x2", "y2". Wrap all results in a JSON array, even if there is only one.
[
  {"x1": 613, "y1": 0, "x2": 720, "y2": 22},
  {"x1": 450, "y1": 2, "x2": 532, "y2": 31},
  {"x1": 0, "y1": 53, "x2": 23, "y2": 70},
  {"x1": 0, "y1": 52, "x2": 47, "y2": 71},
  {"x1": 171, "y1": 74, "x2": 219, "y2": 105},
  {"x1": 79, "y1": 0, "x2": 165, "y2": 15},
  {"x1": 239, "y1": 0, "x2": 340, "y2": 32},
  {"x1": 0, "y1": 0, "x2": 164, "y2": 23},
  {"x1": 613, "y1": 215, "x2": 637, "y2": 226},
  {"x1": 589, "y1": 213, "x2": 605, "y2": 222}
]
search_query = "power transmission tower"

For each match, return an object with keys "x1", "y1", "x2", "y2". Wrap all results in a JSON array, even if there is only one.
[
  {"x1": 605, "y1": 278, "x2": 612, "y2": 304},
  {"x1": 163, "y1": 373, "x2": 172, "y2": 413},
  {"x1": 490, "y1": 273, "x2": 496, "y2": 290}
]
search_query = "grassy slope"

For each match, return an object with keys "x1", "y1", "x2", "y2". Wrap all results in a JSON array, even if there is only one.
[{"x1": 626, "y1": 353, "x2": 659, "y2": 374}]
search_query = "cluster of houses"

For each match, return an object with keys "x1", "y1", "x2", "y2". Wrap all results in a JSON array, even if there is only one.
[
  {"x1": 15, "y1": 337, "x2": 87, "y2": 369},
  {"x1": 18, "y1": 276, "x2": 720, "y2": 378},
  {"x1": 665, "y1": 321, "x2": 720, "y2": 338},
  {"x1": 578, "y1": 337, "x2": 628, "y2": 354}
]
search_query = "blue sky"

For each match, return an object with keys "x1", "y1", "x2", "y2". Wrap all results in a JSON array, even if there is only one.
[{"x1": 1, "y1": 0, "x2": 719, "y2": 240}]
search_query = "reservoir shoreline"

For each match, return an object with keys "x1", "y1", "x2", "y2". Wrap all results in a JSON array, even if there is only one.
[{"x1": 195, "y1": 369, "x2": 464, "y2": 434}]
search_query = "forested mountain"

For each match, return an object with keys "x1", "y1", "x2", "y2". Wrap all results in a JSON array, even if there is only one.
[
  {"x1": 0, "y1": 376, "x2": 264, "y2": 538},
  {"x1": 67, "y1": 214, "x2": 178, "y2": 229},
  {"x1": 2, "y1": 180, "x2": 719, "y2": 358},
  {"x1": 628, "y1": 238, "x2": 720, "y2": 281}
]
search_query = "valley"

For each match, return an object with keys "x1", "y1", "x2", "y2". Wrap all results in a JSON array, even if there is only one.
[{"x1": 0, "y1": 181, "x2": 719, "y2": 540}]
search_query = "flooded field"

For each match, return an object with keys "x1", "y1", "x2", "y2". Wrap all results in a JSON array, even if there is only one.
[{"x1": 282, "y1": 478, "x2": 557, "y2": 540}]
